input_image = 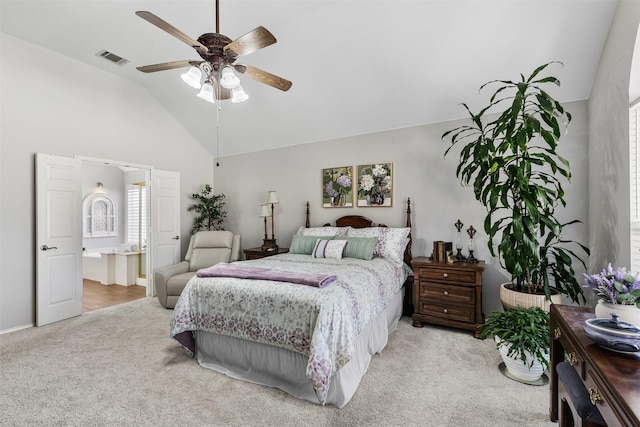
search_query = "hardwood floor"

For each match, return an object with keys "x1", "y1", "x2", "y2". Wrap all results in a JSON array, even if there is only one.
[{"x1": 83, "y1": 279, "x2": 147, "y2": 312}]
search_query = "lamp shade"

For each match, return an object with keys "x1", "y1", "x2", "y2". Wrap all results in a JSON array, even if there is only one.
[
  {"x1": 181, "y1": 66, "x2": 202, "y2": 89},
  {"x1": 259, "y1": 204, "x2": 271, "y2": 218},
  {"x1": 266, "y1": 191, "x2": 279, "y2": 204},
  {"x1": 220, "y1": 67, "x2": 241, "y2": 89},
  {"x1": 231, "y1": 85, "x2": 249, "y2": 103},
  {"x1": 196, "y1": 83, "x2": 216, "y2": 103}
]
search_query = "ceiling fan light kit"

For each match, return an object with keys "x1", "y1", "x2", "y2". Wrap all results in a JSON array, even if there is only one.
[
  {"x1": 181, "y1": 67, "x2": 203, "y2": 89},
  {"x1": 231, "y1": 85, "x2": 249, "y2": 103},
  {"x1": 220, "y1": 67, "x2": 241, "y2": 89},
  {"x1": 196, "y1": 82, "x2": 216, "y2": 103},
  {"x1": 135, "y1": 1, "x2": 292, "y2": 104}
]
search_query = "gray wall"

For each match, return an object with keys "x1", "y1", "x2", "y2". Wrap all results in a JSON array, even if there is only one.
[
  {"x1": 588, "y1": 0, "x2": 640, "y2": 271},
  {"x1": 0, "y1": 33, "x2": 214, "y2": 332},
  {"x1": 214, "y1": 100, "x2": 590, "y2": 315}
]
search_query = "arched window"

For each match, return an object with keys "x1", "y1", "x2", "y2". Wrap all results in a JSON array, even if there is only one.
[{"x1": 83, "y1": 193, "x2": 118, "y2": 237}]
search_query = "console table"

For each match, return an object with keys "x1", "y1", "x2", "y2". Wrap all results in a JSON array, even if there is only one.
[{"x1": 550, "y1": 304, "x2": 640, "y2": 426}]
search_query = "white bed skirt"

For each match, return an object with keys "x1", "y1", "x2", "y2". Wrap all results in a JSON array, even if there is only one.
[{"x1": 194, "y1": 288, "x2": 404, "y2": 408}]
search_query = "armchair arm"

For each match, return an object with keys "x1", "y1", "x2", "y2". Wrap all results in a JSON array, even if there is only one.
[
  {"x1": 230, "y1": 235, "x2": 242, "y2": 262},
  {"x1": 154, "y1": 261, "x2": 189, "y2": 308}
]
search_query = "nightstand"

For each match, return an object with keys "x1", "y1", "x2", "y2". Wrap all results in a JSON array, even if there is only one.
[
  {"x1": 411, "y1": 257, "x2": 485, "y2": 337},
  {"x1": 243, "y1": 247, "x2": 289, "y2": 260}
]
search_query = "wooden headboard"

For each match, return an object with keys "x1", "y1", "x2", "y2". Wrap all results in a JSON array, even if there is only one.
[{"x1": 304, "y1": 198, "x2": 413, "y2": 267}]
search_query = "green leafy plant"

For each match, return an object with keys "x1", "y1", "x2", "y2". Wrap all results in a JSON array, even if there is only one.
[
  {"x1": 479, "y1": 306, "x2": 550, "y2": 369},
  {"x1": 443, "y1": 62, "x2": 589, "y2": 303},
  {"x1": 187, "y1": 184, "x2": 227, "y2": 233}
]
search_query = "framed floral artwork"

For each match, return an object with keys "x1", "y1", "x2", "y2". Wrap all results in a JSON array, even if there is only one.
[
  {"x1": 322, "y1": 166, "x2": 354, "y2": 208},
  {"x1": 356, "y1": 163, "x2": 393, "y2": 207}
]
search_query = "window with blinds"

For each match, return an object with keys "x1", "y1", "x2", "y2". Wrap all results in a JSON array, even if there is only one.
[
  {"x1": 630, "y1": 103, "x2": 640, "y2": 272},
  {"x1": 127, "y1": 183, "x2": 147, "y2": 249}
]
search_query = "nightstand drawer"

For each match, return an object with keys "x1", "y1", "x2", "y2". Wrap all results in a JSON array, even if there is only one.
[
  {"x1": 419, "y1": 300, "x2": 475, "y2": 323},
  {"x1": 417, "y1": 267, "x2": 476, "y2": 284},
  {"x1": 419, "y1": 282, "x2": 475, "y2": 306}
]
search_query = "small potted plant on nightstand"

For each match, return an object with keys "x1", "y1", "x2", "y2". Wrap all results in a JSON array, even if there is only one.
[{"x1": 479, "y1": 306, "x2": 550, "y2": 384}]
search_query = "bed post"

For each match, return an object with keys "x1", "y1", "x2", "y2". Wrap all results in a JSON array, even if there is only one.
[
  {"x1": 404, "y1": 198, "x2": 413, "y2": 266},
  {"x1": 305, "y1": 201, "x2": 310, "y2": 228}
]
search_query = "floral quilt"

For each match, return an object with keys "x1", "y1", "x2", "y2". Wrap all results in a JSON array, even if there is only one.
[{"x1": 170, "y1": 253, "x2": 407, "y2": 404}]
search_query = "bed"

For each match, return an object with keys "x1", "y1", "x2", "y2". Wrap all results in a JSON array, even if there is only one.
[{"x1": 170, "y1": 199, "x2": 413, "y2": 408}]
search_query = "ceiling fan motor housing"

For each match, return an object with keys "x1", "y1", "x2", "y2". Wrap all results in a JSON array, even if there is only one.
[{"x1": 197, "y1": 33, "x2": 235, "y2": 68}]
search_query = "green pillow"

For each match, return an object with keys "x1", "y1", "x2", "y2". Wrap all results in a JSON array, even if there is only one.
[
  {"x1": 333, "y1": 237, "x2": 378, "y2": 260},
  {"x1": 289, "y1": 235, "x2": 333, "y2": 255}
]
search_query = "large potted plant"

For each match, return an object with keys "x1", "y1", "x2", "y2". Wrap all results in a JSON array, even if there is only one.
[
  {"x1": 479, "y1": 306, "x2": 550, "y2": 383},
  {"x1": 188, "y1": 184, "x2": 227, "y2": 233},
  {"x1": 443, "y1": 62, "x2": 589, "y2": 308}
]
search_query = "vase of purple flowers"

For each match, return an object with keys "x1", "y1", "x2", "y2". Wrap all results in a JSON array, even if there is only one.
[{"x1": 584, "y1": 264, "x2": 640, "y2": 325}]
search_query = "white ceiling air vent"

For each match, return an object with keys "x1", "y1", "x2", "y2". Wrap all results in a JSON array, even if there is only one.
[{"x1": 96, "y1": 50, "x2": 129, "y2": 66}]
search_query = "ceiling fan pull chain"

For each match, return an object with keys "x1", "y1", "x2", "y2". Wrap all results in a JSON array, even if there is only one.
[{"x1": 216, "y1": 89, "x2": 221, "y2": 167}]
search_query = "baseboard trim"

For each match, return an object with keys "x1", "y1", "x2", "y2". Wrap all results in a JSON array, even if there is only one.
[{"x1": 0, "y1": 323, "x2": 34, "y2": 335}]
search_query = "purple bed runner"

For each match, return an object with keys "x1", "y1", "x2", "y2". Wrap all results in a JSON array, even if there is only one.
[{"x1": 196, "y1": 262, "x2": 337, "y2": 288}]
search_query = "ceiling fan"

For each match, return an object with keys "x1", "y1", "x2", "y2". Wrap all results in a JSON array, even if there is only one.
[{"x1": 135, "y1": 0, "x2": 292, "y2": 103}]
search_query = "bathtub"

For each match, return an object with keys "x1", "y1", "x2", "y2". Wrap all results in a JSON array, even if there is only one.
[{"x1": 82, "y1": 246, "x2": 141, "y2": 286}]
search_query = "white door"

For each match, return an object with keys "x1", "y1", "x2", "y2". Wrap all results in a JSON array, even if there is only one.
[
  {"x1": 36, "y1": 153, "x2": 83, "y2": 326},
  {"x1": 150, "y1": 169, "x2": 181, "y2": 296}
]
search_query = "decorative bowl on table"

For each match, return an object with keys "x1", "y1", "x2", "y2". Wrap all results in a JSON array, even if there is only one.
[{"x1": 583, "y1": 313, "x2": 640, "y2": 354}]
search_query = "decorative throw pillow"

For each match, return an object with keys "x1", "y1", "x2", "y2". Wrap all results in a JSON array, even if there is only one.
[
  {"x1": 346, "y1": 227, "x2": 410, "y2": 265},
  {"x1": 289, "y1": 235, "x2": 333, "y2": 255},
  {"x1": 296, "y1": 226, "x2": 350, "y2": 237},
  {"x1": 312, "y1": 239, "x2": 347, "y2": 259},
  {"x1": 332, "y1": 237, "x2": 378, "y2": 260}
]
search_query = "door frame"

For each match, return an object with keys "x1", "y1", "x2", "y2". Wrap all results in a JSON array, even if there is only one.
[{"x1": 76, "y1": 156, "x2": 154, "y2": 297}]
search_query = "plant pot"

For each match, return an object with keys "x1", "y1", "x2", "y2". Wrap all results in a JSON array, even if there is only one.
[
  {"x1": 594, "y1": 299, "x2": 640, "y2": 326},
  {"x1": 495, "y1": 336, "x2": 546, "y2": 383},
  {"x1": 499, "y1": 282, "x2": 562, "y2": 312}
]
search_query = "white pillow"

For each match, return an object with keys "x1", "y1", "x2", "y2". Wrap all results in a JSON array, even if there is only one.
[
  {"x1": 346, "y1": 227, "x2": 410, "y2": 265},
  {"x1": 312, "y1": 239, "x2": 347, "y2": 259},
  {"x1": 296, "y1": 226, "x2": 350, "y2": 237}
]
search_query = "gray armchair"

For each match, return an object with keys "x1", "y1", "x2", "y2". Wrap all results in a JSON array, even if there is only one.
[{"x1": 154, "y1": 230, "x2": 241, "y2": 308}]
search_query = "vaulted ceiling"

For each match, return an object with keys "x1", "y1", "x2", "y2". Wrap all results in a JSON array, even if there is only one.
[{"x1": 0, "y1": 1, "x2": 620, "y2": 158}]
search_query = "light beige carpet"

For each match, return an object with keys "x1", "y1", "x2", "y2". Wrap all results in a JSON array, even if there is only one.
[{"x1": 0, "y1": 297, "x2": 552, "y2": 426}]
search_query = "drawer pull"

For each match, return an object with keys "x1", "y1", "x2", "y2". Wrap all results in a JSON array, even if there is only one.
[
  {"x1": 588, "y1": 387, "x2": 602, "y2": 405},
  {"x1": 567, "y1": 352, "x2": 578, "y2": 366},
  {"x1": 553, "y1": 327, "x2": 562, "y2": 340},
  {"x1": 443, "y1": 290, "x2": 449, "y2": 296},
  {"x1": 442, "y1": 273, "x2": 448, "y2": 278},
  {"x1": 443, "y1": 308, "x2": 448, "y2": 314}
]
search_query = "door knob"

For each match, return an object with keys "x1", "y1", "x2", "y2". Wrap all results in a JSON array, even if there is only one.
[
  {"x1": 172, "y1": 235, "x2": 180, "y2": 240},
  {"x1": 40, "y1": 245, "x2": 58, "y2": 251}
]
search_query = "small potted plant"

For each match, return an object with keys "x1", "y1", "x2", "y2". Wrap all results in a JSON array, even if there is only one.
[
  {"x1": 584, "y1": 264, "x2": 640, "y2": 325},
  {"x1": 479, "y1": 306, "x2": 550, "y2": 383},
  {"x1": 188, "y1": 184, "x2": 227, "y2": 233}
]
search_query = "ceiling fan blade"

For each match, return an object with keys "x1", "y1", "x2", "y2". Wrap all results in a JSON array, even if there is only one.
[
  {"x1": 136, "y1": 60, "x2": 200, "y2": 73},
  {"x1": 224, "y1": 26, "x2": 276, "y2": 58},
  {"x1": 236, "y1": 64, "x2": 292, "y2": 92},
  {"x1": 136, "y1": 11, "x2": 208, "y2": 53}
]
